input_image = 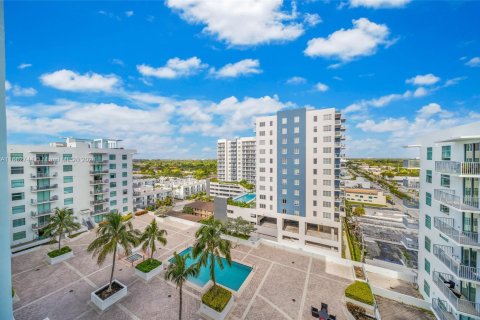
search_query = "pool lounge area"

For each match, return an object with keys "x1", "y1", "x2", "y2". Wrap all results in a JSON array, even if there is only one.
[
  {"x1": 168, "y1": 247, "x2": 252, "y2": 291},
  {"x1": 233, "y1": 192, "x2": 256, "y2": 204}
]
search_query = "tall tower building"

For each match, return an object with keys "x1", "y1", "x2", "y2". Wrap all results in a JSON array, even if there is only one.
[
  {"x1": 217, "y1": 137, "x2": 256, "y2": 184},
  {"x1": 254, "y1": 108, "x2": 346, "y2": 254}
]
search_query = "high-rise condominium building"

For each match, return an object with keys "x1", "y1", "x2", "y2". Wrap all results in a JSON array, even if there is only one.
[
  {"x1": 217, "y1": 137, "x2": 256, "y2": 184},
  {"x1": 417, "y1": 122, "x2": 480, "y2": 320},
  {"x1": 254, "y1": 108, "x2": 346, "y2": 254},
  {"x1": 7, "y1": 137, "x2": 135, "y2": 250}
]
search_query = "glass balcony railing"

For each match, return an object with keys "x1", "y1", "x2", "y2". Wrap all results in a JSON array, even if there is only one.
[
  {"x1": 90, "y1": 179, "x2": 109, "y2": 185},
  {"x1": 31, "y1": 210, "x2": 53, "y2": 218},
  {"x1": 432, "y1": 298, "x2": 456, "y2": 320},
  {"x1": 30, "y1": 172, "x2": 57, "y2": 178},
  {"x1": 401, "y1": 235, "x2": 419, "y2": 250},
  {"x1": 434, "y1": 245, "x2": 480, "y2": 282},
  {"x1": 31, "y1": 184, "x2": 58, "y2": 191},
  {"x1": 435, "y1": 160, "x2": 480, "y2": 176},
  {"x1": 30, "y1": 160, "x2": 58, "y2": 166},
  {"x1": 434, "y1": 189, "x2": 480, "y2": 212},
  {"x1": 434, "y1": 217, "x2": 480, "y2": 247},
  {"x1": 31, "y1": 196, "x2": 58, "y2": 204}
]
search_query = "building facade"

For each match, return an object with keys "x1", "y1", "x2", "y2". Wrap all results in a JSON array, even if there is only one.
[
  {"x1": 251, "y1": 108, "x2": 346, "y2": 254},
  {"x1": 417, "y1": 122, "x2": 480, "y2": 320},
  {"x1": 7, "y1": 138, "x2": 135, "y2": 249},
  {"x1": 345, "y1": 188, "x2": 387, "y2": 206},
  {"x1": 207, "y1": 180, "x2": 251, "y2": 198},
  {"x1": 217, "y1": 137, "x2": 256, "y2": 185}
]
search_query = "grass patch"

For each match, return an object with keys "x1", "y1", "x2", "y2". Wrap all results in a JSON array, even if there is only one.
[
  {"x1": 348, "y1": 201, "x2": 387, "y2": 208},
  {"x1": 202, "y1": 285, "x2": 232, "y2": 312},
  {"x1": 344, "y1": 219, "x2": 362, "y2": 262},
  {"x1": 122, "y1": 213, "x2": 133, "y2": 221},
  {"x1": 68, "y1": 231, "x2": 86, "y2": 239},
  {"x1": 135, "y1": 258, "x2": 162, "y2": 273},
  {"x1": 47, "y1": 246, "x2": 72, "y2": 258},
  {"x1": 223, "y1": 231, "x2": 249, "y2": 240},
  {"x1": 345, "y1": 281, "x2": 374, "y2": 306}
]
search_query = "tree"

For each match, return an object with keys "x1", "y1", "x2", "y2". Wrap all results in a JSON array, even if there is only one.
[
  {"x1": 182, "y1": 206, "x2": 194, "y2": 215},
  {"x1": 223, "y1": 217, "x2": 255, "y2": 237},
  {"x1": 193, "y1": 218, "x2": 232, "y2": 286},
  {"x1": 43, "y1": 207, "x2": 81, "y2": 251},
  {"x1": 353, "y1": 206, "x2": 365, "y2": 216},
  {"x1": 155, "y1": 199, "x2": 162, "y2": 210},
  {"x1": 140, "y1": 219, "x2": 168, "y2": 259},
  {"x1": 165, "y1": 252, "x2": 200, "y2": 320},
  {"x1": 87, "y1": 213, "x2": 140, "y2": 292},
  {"x1": 164, "y1": 196, "x2": 173, "y2": 206}
]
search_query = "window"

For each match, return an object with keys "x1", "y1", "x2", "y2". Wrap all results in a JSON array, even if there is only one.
[
  {"x1": 294, "y1": 158, "x2": 300, "y2": 165},
  {"x1": 426, "y1": 170, "x2": 432, "y2": 183},
  {"x1": 109, "y1": 164, "x2": 116, "y2": 170},
  {"x1": 122, "y1": 163, "x2": 127, "y2": 169},
  {"x1": 424, "y1": 281, "x2": 430, "y2": 297},
  {"x1": 259, "y1": 121, "x2": 265, "y2": 127},
  {"x1": 425, "y1": 236, "x2": 431, "y2": 252},
  {"x1": 110, "y1": 173, "x2": 116, "y2": 179},
  {"x1": 426, "y1": 192, "x2": 432, "y2": 206},
  {"x1": 323, "y1": 147, "x2": 331, "y2": 153},
  {"x1": 110, "y1": 200, "x2": 117, "y2": 206},
  {"x1": 282, "y1": 189, "x2": 287, "y2": 195},
  {"x1": 64, "y1": 176, "x2": 73, "y2": 183},
  {"x1": 440, "y1": 204, "x2": 450, "y2": 214},
  {"x1": 294, "y1": 127, "x2": 299, "y2": 133},
  {"x1": 441, "y1": 146, "x2": 451, "y2": 160},
  {"x1": 294, "y1": 137, "x2": 300, "y2": 144},
  {"x1": 294, "y1": 116, "x2": 300, "y2": 123},
  {"x1": 294, "y1": 148, "x2": 300, "y2": 154},
  {"x1": 11, "y1": 179, "x2": 24, "y2": 188},
  {"x1": 294, "y1": 179, "x2": 300, "y2": 185},
  {"x1": 294, "y1": 190, "x2": 299, "y2": 196},
  {"x1": 11, "y1": 166, "x2": 24, "y2": 174},
  {"x1": 294, "y1": 200, "x2": 300, "y2": 206},
  {"x1": 64, "y1": 187, "x2": 73, "y2": 194},
  {"x1": 425, "y1": 214, "x2": 431, "y2": 229},
  {"x1": 441, "y1": 174, "x2": 450, "y2": 187},
  {"x1": 323, "y1": 201, "x2": 331, "y2": 208},
  {"x1": 323, "y1": 169, "x2": 331, "y2": 175},
  {"x1": 323, "y1": 114, "x2": 332, "y2": 121},
  {"x1": 63, "y1": 154, "x2": 72, "y2": 161},
  {"x1": 122, "y1": 172, "x2": 128, "y2": 177},
  {"x1": 13, "y1": 231, "x2": 26, "y2": 241},
  {"x1": 122, "y1": 155, "x2": 127, "y2": 160},
  {"x1": 323, "y1": 212, "x2": 331, "y2": 219},
  {"x1": 123, "y1": 206, "x2": 129, "y2": 212},
  {"x1": 110, "y1": 191, "x2": 117, "y2": 197},
  {"x1": 12, "y1": 192, "x2": 24, "y2": 201},
  {"x1": 323, "y1": 125, "x2": 332, "y2": 131},
  {"x1": 323, "y1": 158, "x2": 331, "y2": 164},
  {"x1": 323, "y1": 136, "x2": 331, "y2": 143},
  {"x1": 12, "y1": 205, "x2": 25, "y2": 215},
  {"x1": 294, "y1": 169, "x2": 300, "y2": 175},
  {"x1": 282, "y1": 128, "x2": 287, "y2": 135},
  {"x1": 323, "y1": 191, "x2": 331, "y2": 197},
  {"x1": 427, "y1": 147, "x2": 433, "y2": 160},
  {"x1": 313, "y1": 115, "x2": 317, "y2": 122},
  {"x1": 425, "y1": 258, "x2": 430, "y2": 274},
  {"x1": 110, "y1": 182, "x2": 117, "y2": 188},
  {"x1": 313, "y1": 169, "x2": 317, "y2": 175},
  {"x1": 282, "y1": 117, "x2": 287, "y2": 124},
  {"x1": 122, "y1": 180, "x2": 128, "y2": 186},
  {"x1": 64, "y1": 198, "x2": 73, "y2": 205},
  {"x1": 10, "y1": 153, "x2": 23, "y2": 161},
  {"x1": 13, "y1": 218, "x2": 25, "y2": 228},
  {"x1": 282, "y1": 148, "x2": 287, "y2": 155},
  {"x1": 109, "y1": 154, "x2": 116, "y2": 160},
  {"x1": 63, "y1": 165, "x2": 73, "y2": 172}
]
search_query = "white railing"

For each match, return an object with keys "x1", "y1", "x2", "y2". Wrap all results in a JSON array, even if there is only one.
[
  {"x1": 434, "y1": 217, "x2": 480, "y2": 247},
  {"x1": 432, "y1": 298, "x2": 456, "y2": 320},
  {"x1": 401, "y1": 235, "x2": 419, "y2": 250},
  {"x1": 433, "y1": 245, "x2": 480, "y2": 282},
  {"x1": 434, "y1": 189, "x2": 480, "y2": 212},
  {"x1": 435, "y1": 160, "x2": 480, "y2": 176}
]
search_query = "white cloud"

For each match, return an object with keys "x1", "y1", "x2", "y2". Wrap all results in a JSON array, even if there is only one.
[
  {"x1": 444, "y1": 76, "x2": 466, "y2": 87},
  {"x1": 465, "y1": 57, "x2": 480, "y2": 67},
  {"x1": 406, "y1": 73, "x2": 440, "y2": 86},
  {"x1": 315, "y1": 82, "x2": 329, "y2": 92},
  {"x1": 344, "y1": 90, "x2": 412, "y2": 114},
  {"x1": 111, "y1": 58, "x2": 124, "y2": 66},
  {"x1": 137, "y1": 57, "x2": 207, "y2": 79},
  {"x1": 165, "y1": 0, "x2": 304, "y2": 46},
  {"x1": 304, "y1": 18, "x2": 391, "y2": 62},
  {"x1": 18, "y1": 63, "x2": 32, "y2": 69},
  {"x1": 11, "y1": 85, "x2": 37, "y2": 97},
  {"x1": 210, "y1": 59, "x2": 262, "y2": 78},
  {"x1": 416, "y1": 102, "x2": 452, "y2": 119},
  {"x1": 304, "y1": 13, "x2": 322, "y2": 26},
  {"x1": 125, "y1": 11, "x2": 134, "y2": 17},
  {"x1": 349, "y1": 0, "x2": 411, "y2": 9},
  {"x1": 40, "y1": 69, "x2": 120, "y2": 92},
  {"x1": 357, "y1": 118, "x2": 409, "y2": 132},
  {"x1": 413, "y1": 87, "x2": 428, "y2": 97},
  {"x1": 5, "y1": 80, "x2": 11, "y2": 91},
  {"x1": 286, "y1": 76, "x2": 307, "y2": 85}
]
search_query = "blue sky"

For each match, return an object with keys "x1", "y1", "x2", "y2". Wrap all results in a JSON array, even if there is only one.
[{"x1": 5, "y1": 0, "x2": 480, "y2": 159}]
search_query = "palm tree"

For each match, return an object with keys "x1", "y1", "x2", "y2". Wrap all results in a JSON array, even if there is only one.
[
  {"x1": 192, "y1": 218, "x2": 231, "y2": 287},
  {"x1": 87, "y1": 213, "x2": 140, "y2": 292},
  {"x1": 165, "y1": 252, "x2": 200, "y2": 320},
  {"x1": 139, "y1": 219, "x2": 167, "y2": 259},
  {"x1": 43, "y1": 207, "x2": 81, "y2": 251}
]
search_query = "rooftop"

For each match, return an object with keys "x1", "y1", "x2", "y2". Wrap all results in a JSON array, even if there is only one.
[{"x1": 345, "y1": 188, "x2": 380, "y2": 195}]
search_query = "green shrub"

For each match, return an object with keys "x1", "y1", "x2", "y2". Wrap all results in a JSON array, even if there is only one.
[
  {"x1": 135, "y1": 258, "x2": 162, "y2": 273},
  {"x1": 345, "y1": 281, "x2": 374, "y2": 306},
  {"x1": 68, "y1": 231, "x2": 86, "y2": 238},
  {"x1": 47, "y1": 246, "x2": 72, "y2": 258},
  {"x1": 202, "y1": 285, "x2": 232, "y2": 312}
]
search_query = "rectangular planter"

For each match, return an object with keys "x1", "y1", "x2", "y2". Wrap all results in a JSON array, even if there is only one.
[
  {"x1": 199, "y1": 296, "x2": 234, "y2": 320},
  {"x1": 47, "y1": 250, "x2": 74, "y2": 265},
  {"x1": 91, "y1": 280, "x2": 127, "y2": 311},
  {"x1": 134, "y1": 265, "x2": 163, "y2": 282},
  {"x1": 345, "y1": 297, "x2": 376, "y2": 317}
]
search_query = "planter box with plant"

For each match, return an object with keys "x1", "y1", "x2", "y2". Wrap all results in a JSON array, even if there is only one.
[
  {"x1": 200, "y1": 285, "x2": 234, "y2": 320},
  {"x1": 47, "y1": 246, "x2": 74, "y2": 265},
  {"x1": 345, "y1": 281, "x2": 376, "y2": 316},
  {"x1": 90, "y1": 280, "x2": 128, "y2": 311},
  {"x1": 134, "y1": 258, "x2": 163, "y2": 281}
]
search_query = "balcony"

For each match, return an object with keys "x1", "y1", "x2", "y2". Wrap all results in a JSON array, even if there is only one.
[
  {"x1": 31, "y1": 196, "x2": 58, "y2": 205},
  {"x1": 400, "y1": 235, "x2": 419, "y2": 251},
  {"x1": 402, "y1": 216, "x2": 419, "y2": 230},
  {"x1": 434, "y1": 245, "x2": 480, "y2": 283},
  {"x1": 32, "y1": 222, "x2": 50, "y2": 230},
  {"x1": 89, "y1": 170, "x2": 109, "y2": 175},
  {"x1": 90, "y1": 179, "x2": 109, "y2": 185},
  {"x1": 433, "y1": 271, "x2": 480, "y2": 317},
  {"x1": 30, "y1": 172, "x2": 57, "y2": 179},
  {"x1": 90, "y1": 159, "x2": 109, "y2": 164},
  {"x1": 30, "y1": 160, "x2": 58, "y2": 166},
  {"x1": 434, "y1": 189, "x2": 480, "y2": 212},
  {"x1": 31, "y1": 210, "x2": 53, "y2": 218},
  {"x1": 432, "y1": 298, "x2": 456, "y2": 320},
  {"x1": 31, "y1": 184, "x2": 58, "y2": 192},
  {"x1": 435, "y1": 160, "x2": 480, "y2": 176},
  {"x1": 91, "y1": 207, "x2": 110, "y2": 216},
  {"x1": 90, "y1": 198, "x2": 109, "y2": 205},
  {"x1": 90, "y1": 188, "x2": 109, "y2": 195},
  {"x1": 434, "y1": 217, "x2": 480, "y2": 247}
]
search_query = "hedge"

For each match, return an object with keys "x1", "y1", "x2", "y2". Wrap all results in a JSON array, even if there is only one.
[
  {"x1": 345, "y1": 281, "x2": 374, "y2": 306},
  {"x1": 202, "y1": 285, "x2": 232, "y2": 312},
  {"x1": 135, "y1": 210, "x2": 148, "y2": 216},
  {"x1": 47, "y1": 246, "x2": 72, "y2": 258},
  {"x1": 135, "y1": 258, "x2": 162, "y2": 273}
]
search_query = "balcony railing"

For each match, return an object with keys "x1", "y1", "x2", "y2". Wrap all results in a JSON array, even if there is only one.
[
  {"x1": 32, "y1": 222, "x2": 50, "y2": 230},
  {"x1": 31, "y1": 196, "x2": 58, "y2": 205},
  {"x1": 434, "y1": 189, "x2": 480, "y2": 212},
  {"x1": 90, "y1": 179, "x2": 109, "y2": 185},
  {"x1": 30, "y1": 172, "x2": 57, "y2": 179},
  {"x1": 401, "y1": 235, "x2": 419, "y2": 250},
  {"x1": 433, "y1": 245, "x2": 480, "y2": 282},
  {"x1": 31, "y1": 210, "x2": 53, "y2": 218},
  {"x1": 402, "y1": 216, "x2": 419, "y2": 230},
  {"x1": 432, "y1": 298, "x2": 456, "y2": 320},
  {"x1": 89, "y1": 159, "x2": 109, "y2": 164},
  {"x1": 90, "y1": 198, "x2": 109, "y2": 205},
  {"x1": 91, "y1": 207, "x2": 110, "y2": 215},
  {"x1": 433, "y1": 271, "x2": 480, "y2": 317},
  {"x1": 434, "y1": 217, "x2": 480, "y2": 247},
  {"x1": 435, "y1": 160, "x2": 480, "y2": 176},
  {"x1": 31, "y1": 184, "x2": 58, "y2": 191},
  {"x1": 90, "y1": 188, "x2": 109, "y2": 195},
  {"x1": 30, "y1": 160, "x2": 58, "y2": 166},
  {"x1": 89, "y1": 170, "x2": 109, "y2": 174}
]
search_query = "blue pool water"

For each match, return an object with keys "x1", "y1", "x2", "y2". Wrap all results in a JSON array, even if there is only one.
[
  {"x1": 233, "y1": 193, "x2": 256, "y2": 203},
  {"x1": 169, "y1": 247, "x2": 252, "y2": 291}
]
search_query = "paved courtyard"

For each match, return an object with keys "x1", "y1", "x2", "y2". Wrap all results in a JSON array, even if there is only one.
[{"x1": 11, "y1": 213, "x2": 354, "y2": 320}]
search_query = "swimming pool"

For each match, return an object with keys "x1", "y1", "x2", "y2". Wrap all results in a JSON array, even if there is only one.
[
  {"x1": 169, "y1": 247, "x2": 252, "y2": 291},
  {"x1": 233, "y1": 193, "x2": 256, "y2": 204}
]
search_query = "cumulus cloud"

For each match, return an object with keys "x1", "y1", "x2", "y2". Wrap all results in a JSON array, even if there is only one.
[
  {"x1": 349, "y1": 0, "x2": 411, "y2": 8},
  {"x1": 304, "y1": 18, "x2": 391, "y2": 62},
  {"x1": 344, "y1": 90, "x2": 413, "y2": 114},
  {"x1": 406, "y1": 73, "x2": 440, "y2": 86},
  {"x1": 11, "y1": 85, "x2": 37, "y2": 97},
  {"x1": 286, "y1": 76, "x2": 307, "y2": 85},
  {"x1": 465, "y1": 57, "x2": 480, "y2": 67},
  {"x1": 137, "y1": 57, "x2": 207, "y2": 79},
  {"x1": 356, "y1": 118, "x2": 409, "y2": 132},
  {"x1": 5, "y1": 80, "x2": 11, "y2": 91},
  {"x1": 210, "y1": 59, "x2": 262, "y2": 78},
  {"x1": 18, "y1": 63, "x2": 32, "y2": 69},
  {"x1": 304, "y1": 13, "x2": 322, "y2": 26},
  {"x1": 315, "y1": 82, "x2": 329, "y2": 92},
  {"x1": 125, "y1": 11, "x2": 134, "y2": 17},
  {"x1": 40, "y1": 69, "x2": 120, "y2": 92},
  {"x1": 165, "y1": 0, "x2": 305, "y2": 46}
]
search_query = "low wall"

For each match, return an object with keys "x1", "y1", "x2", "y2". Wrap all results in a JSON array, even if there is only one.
[
  {"x1": 371, "y1": 285, "x2": 430, "y2": 310},
  {"x1": 365, "y1": 259, "x2": 416, "y2": 282}
]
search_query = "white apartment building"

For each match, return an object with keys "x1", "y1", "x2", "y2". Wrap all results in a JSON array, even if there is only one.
[
  {"x1": 133, "y1": 186, "x2": 173, "y2": 211},
  {"x1": 8, "y1": 137, "x2": 135, "y2": 249},
  {"x1": 207, "y1": 180, "x2": 251, "y2": 198},
  {"x1": 251, "y1": 108, "x2": 346, "y2": 255},
  {"x1": 217, "y1": 137, "x2": 256, "y2": 185},
  {"x1": 417, "y1": 122, "x2": 480, "y2": 320}
]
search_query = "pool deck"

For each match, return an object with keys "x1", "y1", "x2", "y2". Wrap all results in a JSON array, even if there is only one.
[{"x1": 11, "y1": 213, "x2": 358, "y2": 319}]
